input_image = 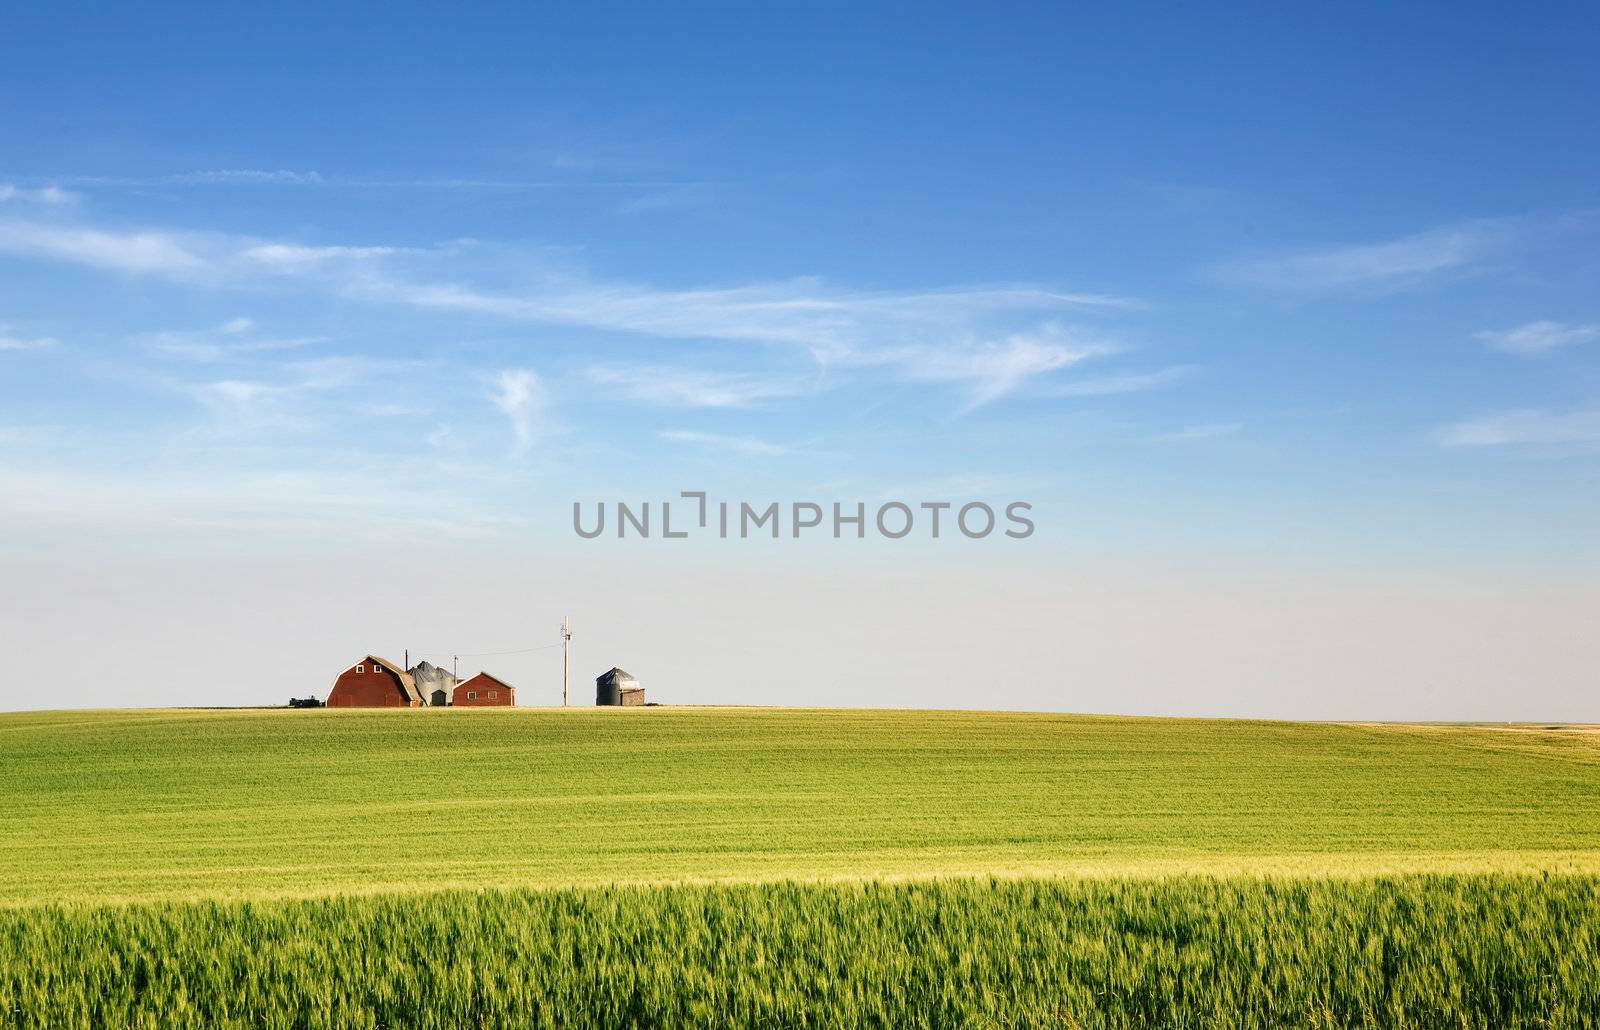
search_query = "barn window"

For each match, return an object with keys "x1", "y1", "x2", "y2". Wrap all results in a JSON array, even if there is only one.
[
  {"x1": 467, "y1": 691, "x2": 477, "y2": 700},
  {"x1": 489, "y1": 691, "x2": 498, "y2": 699},
  {"x1": 355, "y1": 664, "x2": 364, "y2": 673},
  {"x1": 373, "y1": 665, "x2": 383, "y2": 673}
]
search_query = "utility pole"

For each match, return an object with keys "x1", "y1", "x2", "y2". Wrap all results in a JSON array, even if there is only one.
[
  {"x1": 561, "y1": 616, "x2": 572, "y2": 707},
  {"x1": 452, "y1": 654, "x2": 458, "y2": 683}
]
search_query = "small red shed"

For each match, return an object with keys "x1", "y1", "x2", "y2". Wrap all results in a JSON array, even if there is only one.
[
  {"x1": 453, "y1": 672, "x2": 516, "y2": 707},
  {"x1": 325, "y1": 655, "x2": 423, "y2": 708}
]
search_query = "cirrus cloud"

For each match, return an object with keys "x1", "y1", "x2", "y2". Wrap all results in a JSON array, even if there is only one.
[
  {"x1": 0, "y1": 334, "x2": 58, "y2": 351},
  {"x1": 1433, "y1": 408, "x2": 1600, "y2": 448},
  {"x1": 1474, "y1": 320, "x2": 1599, "y2": 355},
  {"x1": 0, "y1": 211, "x2": 1146, "y2": 410},
  {"x1": 489, "y1": 369, "x2": 544, "y2": 457},
  {"x1": 1208, "y1": 219, "x2": 1514, "y2": 293}
]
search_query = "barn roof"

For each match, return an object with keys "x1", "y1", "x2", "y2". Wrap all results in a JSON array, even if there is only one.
[
  {"x1": 363, "y1": 655, "x2": 421, "y2": 704},
  {"x1": 456, "y1": 671, "x2": 514, "y2": 692}
]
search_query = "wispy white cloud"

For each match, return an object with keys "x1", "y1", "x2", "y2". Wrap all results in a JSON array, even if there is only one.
[
  {"x1": 1474, "y1": 320, "x2": 1599, "y2": 356},
  {"x1": 0, "y1": 184, "x2": 77, "y2": 206},
  {"x1": 185, "y1": 355, "x2": 421, "y2": 426},
  {"x1": 867, "y1": 471, "x2": 1049, "y2": 501},
  {"x1": 241, "y1": 242, "x2": 406, "y2": 272},
  {"x1": 490, "y1": 369, "x2": 543, "y2": 456},
  {"x1": 194, "y1": 379, "x2": 274, "y2": 416},
  {"x1": 69, "y1": 169, "x2": 324, "y2": 186},
  {"x1": 142, "y1": 319, "x2": 326, "y2": 362},
  {"x1": 586, "y1": 365, "x2": 805, "y2": 407},
  {"x1": 382, "y1": 276, "x2": 1131, "y2": 363},
  {"x1": 617, "y1": 183, "x2": 716, "y2": 214},
  {"x1": 0, "y1": 217, "x2": 1128, "y2": 364},
  {"x1": 0, "y1": 221, "x2": 208, "y2": 275},
  {"x1": 376, "y1": 274, "x2": 1132, "y2": 411},
  {"x1": 0, "y1": 220, "x2": 406, "y2": 282},
  {"x1": 0, "y1": 334, "x2": 58, "y2": 351},
  {"x1": 887, "y1": 326, "x2": 1118, "y2": 409},
  {"x1": 274, "y1": 355, "x2": 424, "y2": 394},
  {"x1": 0, "y1": 423, "x2": 71, "y2": 445},
  {"x1": 1433, "y1": 408, "x2": 1600, "y2": 448},
  {"x1": 356, "y1": 403, "x2": 432, "y2": 418},
  {"x1": 0, "y1": 212, "x2": 1145, "y2": 411},
  {"x1": 70, "y1": 170, "x2": 711, "y2": 191},
  {"x1": 0, "y1": 453, "x2": 525, "y2": 541},
  {"x1": 1208, "y1": 219, "x2": 1512, "y2": 292},
  {"x1": 1036, "y1": 365, "x2": 1190, "y2": 397},
  {"x1": 657, "y1": 429, "x2": 790, "y2": 456},
  {"x1": 169, "y1": 169, "x2": 326, "y2": 185},
  {"x1": 1149, "y1": 421, "x2": 1243, "y2": 442}
]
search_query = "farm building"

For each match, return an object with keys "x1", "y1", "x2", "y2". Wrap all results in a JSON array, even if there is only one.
[
  {"x1": 453, "y1": 672, "x2": 515, "y2": 707},
  {"x1": 325, "y1": 656, "x2": 423, "y2": 708},
  {"x1": 596, "y1": 667, "x2": 644, "y2": 706},
  {"x1": 409, "y1": 660, "x2": 457, "y2": 707}
]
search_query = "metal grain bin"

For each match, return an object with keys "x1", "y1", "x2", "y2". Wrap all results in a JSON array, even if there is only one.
[{"x1": 596, "y1": 667, "x2": 640, "y2": 706}]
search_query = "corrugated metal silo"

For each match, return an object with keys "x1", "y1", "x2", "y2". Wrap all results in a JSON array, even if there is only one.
[{"x1": 596, "y1": 667, "x2": 640, "y2": 706}]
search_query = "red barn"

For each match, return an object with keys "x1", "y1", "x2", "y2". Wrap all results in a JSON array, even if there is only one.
[
  {"x1": 325, "y1": 655, "x2": 423, "y2": 708},
  {"x1": 453, "y1": 672, "x2": 515, "y2": 707}
]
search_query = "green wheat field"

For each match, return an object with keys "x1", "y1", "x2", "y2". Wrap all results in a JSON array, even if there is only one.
[{"x1": 4, "y1": 707, "x2": 1599, "y2": 1026}]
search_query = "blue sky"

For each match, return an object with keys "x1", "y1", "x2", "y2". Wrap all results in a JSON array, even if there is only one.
[{"x1": 2, "y1": 4, "x2": 1597, "y2": 713}]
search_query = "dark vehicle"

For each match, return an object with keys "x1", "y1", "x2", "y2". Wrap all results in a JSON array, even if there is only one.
[{"x1": 288, "y1": 697, "x2": 324, "y2": 709}]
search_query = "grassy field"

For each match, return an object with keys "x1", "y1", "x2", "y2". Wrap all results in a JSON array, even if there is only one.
[
  {"x1": 5, "y1": 876, "x2": 1599, "y2": 1028},
  {"x1": 4, "y1": 707, "x2": 1599, "y2": 906},
  {"x1": 4, "y1": 707, "x2": 1600, "y2": 1026}
]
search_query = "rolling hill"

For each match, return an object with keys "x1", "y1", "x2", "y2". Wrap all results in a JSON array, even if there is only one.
[
  {"x1": 5, "y1": 706, "x2": 1598, "y2": 907},
  {"x1": 6, "y1": 707, "x2": 1600, "y2": 1026}
]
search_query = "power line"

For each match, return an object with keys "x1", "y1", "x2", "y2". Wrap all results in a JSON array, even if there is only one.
[{"x1": 412, "y1": 641, "x2": 563, "y2": 660}]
